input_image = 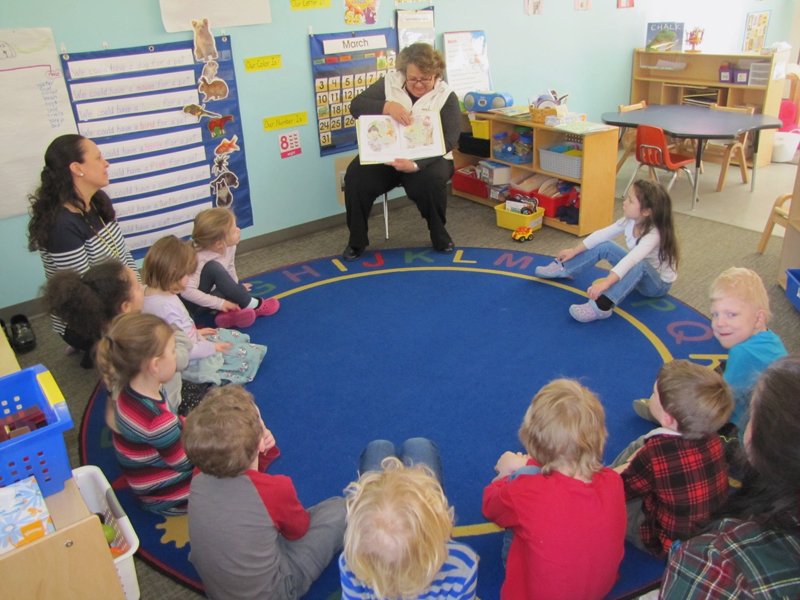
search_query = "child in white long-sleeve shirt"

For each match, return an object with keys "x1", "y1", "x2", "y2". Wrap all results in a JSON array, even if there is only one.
[
  {"x1": 535, "y1": 180, "x2": 679, "y2": 323},
  {"x1": 142, "y1": 235, "x2": 267, "y2": 386},
  {"x1": 181, "y1": 208, "x2": 279, "y2": 329}
]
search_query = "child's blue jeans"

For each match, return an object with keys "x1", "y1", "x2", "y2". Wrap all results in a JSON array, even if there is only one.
[
  {"x1": 561, "y1": 241, "x2": 671, "y2": 305},
  {"x1": 359, "y1": 438, "x2": 444, "y2": 487}
]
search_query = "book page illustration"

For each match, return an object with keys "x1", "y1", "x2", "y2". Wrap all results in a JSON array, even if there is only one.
[{"x1": 357, "y1": 113, "x2": 444, "y2": 164}]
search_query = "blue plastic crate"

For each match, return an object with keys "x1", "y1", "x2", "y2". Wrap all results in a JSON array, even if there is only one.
[
  {"x1": 493, "y1": 149, "x2": 533, "y2": 164},
  {"x1": 786, "y1": 269, "x2": 800, "y2": 313},
  {"x1": 0, "y1": 365, "x2": 73, "y2": 497}
]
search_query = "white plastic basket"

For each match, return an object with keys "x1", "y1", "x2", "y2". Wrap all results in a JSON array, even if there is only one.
[
  {"x1": 73, "y1": 466, "x2": 140, "y2": 600},
  {"x1": 539, "y1": 145, "x2": 583, "y2": 179}
]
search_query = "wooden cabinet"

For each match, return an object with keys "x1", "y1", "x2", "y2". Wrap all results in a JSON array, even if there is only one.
[
  {"x1": 631, "y1": 48, "x2": 788, "y2": 167},
  {"x1": 453, "y1": 113, "x2": 618, "y2": 237},
  {"x1": 0, "y1": 478, "x2": 126, "y2": 600},
  {"x1": 777, "y1": 161, "x2": 800, "y2": 289}
]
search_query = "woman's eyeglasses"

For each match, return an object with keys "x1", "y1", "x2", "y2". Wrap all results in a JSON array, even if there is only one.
[{"x1": 406, "y1": 76, "x2": 434, "y2": 84}]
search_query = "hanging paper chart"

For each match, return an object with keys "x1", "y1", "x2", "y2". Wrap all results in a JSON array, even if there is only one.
[
  {"x1": 309, "y1": 28, "x2": 398, "y2": 157},
  {"x1": 61, "y1": 37, "x2": 251, "y2": 259}
]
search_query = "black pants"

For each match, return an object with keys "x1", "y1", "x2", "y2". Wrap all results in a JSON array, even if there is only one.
[
  {"x1": 344, "y1": 156, "x2": 455, "y2": 250},
  {"x1": 62, "y1": 327, "x2": 95, "y2": 369},
  {"x1": 181, "y1": 260, "x2": 253, "y2": 317}
]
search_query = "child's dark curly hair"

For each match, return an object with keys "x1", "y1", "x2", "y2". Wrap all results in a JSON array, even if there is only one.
[{"x1": 43, "y1": 259, "x2": 133, "y2": 343}]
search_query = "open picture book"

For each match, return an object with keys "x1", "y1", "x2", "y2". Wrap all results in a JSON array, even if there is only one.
[{"x1": 356, "y1": 113, "x2": 446, "y2": 164}]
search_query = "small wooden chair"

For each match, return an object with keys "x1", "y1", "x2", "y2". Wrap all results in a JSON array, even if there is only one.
[
  {"x1": 616, "y1": 101, "x2": 646, "y2": 173},
  {"x1": 703, "y1": 104, "x2": 755, "y2": 192},
  {"x1": 757, "y1": 193, "x2": 792, "y2": 253}
]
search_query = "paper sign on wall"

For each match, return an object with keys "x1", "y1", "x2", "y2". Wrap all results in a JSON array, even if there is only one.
[
  {"x1": 159, "y1": 0, "x2": 271, "y2": 32},
  {"x1": 0, "y1": 28, "x2": 78, "y2": 221},
  {"x1": 279, "y1": 131, "x2": 302, "y2": 158},
  {"x1": 443, "y1": 31, "x2": 491, "y2": 100}
]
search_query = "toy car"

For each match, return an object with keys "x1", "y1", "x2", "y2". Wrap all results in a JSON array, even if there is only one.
[{"x1": 512, "y1": 226, "x2": 535, "y2": 243}]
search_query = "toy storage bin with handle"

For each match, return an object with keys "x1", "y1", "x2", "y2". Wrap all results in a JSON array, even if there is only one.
[
  {"x1": 772, "y1": 131, "x2": 800, "y2": 163},
  {"x1": 494, "y1": 204, "x2": 545, "y2": 231},
  {"x1": 0, "y1": 365, "x2": 73, "y2": 497},
  {"x1": 73, "y1": 465, "x2": 140, "y2": 600},
  {"x1": 538, "y1": 143, "x2": 583, "y2": 179}
]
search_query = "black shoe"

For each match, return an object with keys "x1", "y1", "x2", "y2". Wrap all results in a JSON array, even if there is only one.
[
  {"x1": 435, "y1": 241, "x2": 455, "y2": 254},
  {"x1": 10, "y1": 314, "x2": 36, "y2": 353},
  {"x1": 342, "y1": 245, "x2": 363, "y2": 261}
]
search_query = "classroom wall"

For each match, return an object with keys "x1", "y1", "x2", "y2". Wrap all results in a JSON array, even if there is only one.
[{"x1": 0, "y1": 0, "x2": 793, "y2": 310}]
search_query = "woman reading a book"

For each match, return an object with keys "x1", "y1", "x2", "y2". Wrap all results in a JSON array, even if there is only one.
[{"x1": 342, "y1": 43, "x2": 461, "y2": 261}]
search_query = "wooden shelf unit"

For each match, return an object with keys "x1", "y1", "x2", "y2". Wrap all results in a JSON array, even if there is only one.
[
  {"x1": 777, "y1": 164, "x2": 800, "y2": 289},
  {"x1": 453, "y1": 113, "x2": 618, "y2": 237},
  {"x1": 631, "y1": 49, "x2": 788, "y2": 167}
]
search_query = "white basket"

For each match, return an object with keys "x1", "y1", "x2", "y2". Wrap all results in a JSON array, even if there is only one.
[
  {"x1": 73, "y1": 466, "x2": 140, "y2": 600},
  {"x1": 538, "y1": 144, "x2": 583, "y2": 179}
]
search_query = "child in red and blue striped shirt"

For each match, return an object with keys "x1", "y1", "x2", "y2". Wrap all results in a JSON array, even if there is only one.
[{"x1": 96, "y1": 312, "x2": 193, "y2": 516}]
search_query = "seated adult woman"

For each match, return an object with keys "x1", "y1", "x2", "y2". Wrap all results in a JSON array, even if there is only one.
[
  {"x1": 27, "y1": 134, "x2": 138, "y2": 361},
  {"x1": 660, "y1": 355, "x2": 800, "y2": 598},
  {"x1": 342, "y1": 42, "x2": 461, "y2": 261}
]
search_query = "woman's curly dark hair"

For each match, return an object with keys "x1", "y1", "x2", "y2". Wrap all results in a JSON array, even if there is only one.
[
  {"x1": 27, "y1": 134, "x2": 115, "y2": 252},
  {"x1": 43, "y1": 259, "x2": 132, "y2": 343}
]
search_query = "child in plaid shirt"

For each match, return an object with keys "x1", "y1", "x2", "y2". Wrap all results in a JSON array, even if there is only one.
[{"x1": 612, "y1": 360, "x2": 733, "y2": 557}]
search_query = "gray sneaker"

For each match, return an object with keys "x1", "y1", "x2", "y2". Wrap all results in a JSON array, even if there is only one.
[
  {"x1": 633, "y1": 398, "x2": 659, "y2": 424},
  {"x1": 535, "y1": 260, "x2": 568, "y2": 278}
]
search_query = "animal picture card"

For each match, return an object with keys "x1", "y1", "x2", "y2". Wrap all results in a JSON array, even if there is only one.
[{"x1": 356, "y1": 113, "x2": 445, "y2": 164}]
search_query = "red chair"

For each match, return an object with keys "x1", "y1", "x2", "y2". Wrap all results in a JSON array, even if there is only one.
[{"x1": 624, "y1": 125, "x2": 695, "y2": 196}]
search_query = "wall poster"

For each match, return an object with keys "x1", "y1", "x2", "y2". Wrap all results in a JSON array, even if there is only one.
[
  {"x1": 61, "y1": 37, "x2": 251, "y2": 259},
  {"x1": 309, "y1": 28, "x2": 398, "y2": 157}
]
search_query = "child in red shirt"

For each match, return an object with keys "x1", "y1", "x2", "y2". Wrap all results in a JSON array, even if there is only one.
[{"x1": 483, "y1": 379, "x2": 626, "y2": 600}]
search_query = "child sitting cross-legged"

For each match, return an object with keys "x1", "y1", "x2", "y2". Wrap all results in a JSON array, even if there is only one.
[
  {"x1": 613, "y1": 360, "x2": 734, "y2": 558},
  {"x1": 340, "y1": 447, "x2": 478, "y2": 600},
  {"x1": 182, "y1": 385, "x2": 346, "y2": 600},
  {"x1": 483, "y1": 379, "x2": 626, "y2": 600}
]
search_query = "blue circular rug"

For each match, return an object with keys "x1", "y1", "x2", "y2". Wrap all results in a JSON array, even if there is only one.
[{"x1": 81, "y1": 247, "x2": 728, "y2": 600}]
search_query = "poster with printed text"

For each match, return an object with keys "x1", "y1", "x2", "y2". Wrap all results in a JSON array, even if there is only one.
[
  {"x1": 0, "y1": 28, "x2": 78, "y2": 221},
  {"x1": 443, "y1": 31, "x2": 491, "y2": 101},
  {"x1": 743, "y1": 11, "x2": 770, "y2": 53},
  {"x1": 61, "y1": 37, "x2": 251, "y2": 259},
  {"x1": 309, "y1": 28, "x2": 398, "y2": 157}
]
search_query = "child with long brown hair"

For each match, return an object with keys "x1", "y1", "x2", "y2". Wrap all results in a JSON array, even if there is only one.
[
  {"x1": 142, "y1": 235, "x2": 267, "y2": 385},
  {"x1": 535, "y1": 179, "x2": 679, "y2": 322},
  {"x1": 181, "y1": 208, "x2": 279, "y2": 328},
  {"x1": 95, "y1": 312, "x2": 193, "y2": 515}
]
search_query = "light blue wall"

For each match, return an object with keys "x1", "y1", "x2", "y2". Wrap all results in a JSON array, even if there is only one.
[{"x1": 1, "y1": 0, "x2": 794, "y2": 309}]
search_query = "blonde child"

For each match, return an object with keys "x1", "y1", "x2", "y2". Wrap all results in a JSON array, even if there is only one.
[
  {"x1": 142, "y1": 235, "x2": 267, "y2": 386},
  {"x1": 340, "y1": 455, "x2": 478, "y2": 600},
  {"x1": 183, "y1": 385, "x2": 346, "y2": 600},
  {"x1": 535, "y1": 179, "x2": 679, "y2": 322},
  {"x1": 181, "y1": 208, "x2": 279, "y2": 329},
  {"x1": 634, "y1": 268, "x2": 787, "y2": 430},
  {"x1": 613, "y1": 360, "x2": 733, "y2": 558},
  {"x1": 95, "y1": 313, "x2": 193, "y2": 515},
  {"x1": 483, "y1": 379, "x2": 625, "y2": 600}
]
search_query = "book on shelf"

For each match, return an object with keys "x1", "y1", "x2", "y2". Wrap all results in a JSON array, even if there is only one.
[
  {"x1": 646, "y1": 22, "x2": 684, "y2": 53},
  {"x1": 356, "y1": 113, "x2": 446, "y2": 164},
  {"x1": 486, "y1": 106, "x2": 530, "y2": 117},
  {"x1": 553, "y1": 121, "x2": 614, "y2": 134}
]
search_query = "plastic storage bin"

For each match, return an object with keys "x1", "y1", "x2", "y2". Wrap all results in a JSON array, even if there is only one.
[
  {"x1": 470, "y1": 119, "x2": 491, "y2": 140},
  {"x1": 494, "y1": 204, "x2": 545, "y2": 231},
  {"x1": 786, "y1": 269, "x2": 800, "y2": 313},
  {"x1": 772, "y1": 131, "x2": 800, "y2": 163},
  {"x1": 533, "y1": 187, "x2": 580, "y2": 218},
  {"x1": 73, "y1": 465, "x2": 140, "y2": 600},
  {"x1": 0, "y1": 365, "x2": 73, "y2": 497},
  {"x1": 452, "y1": 167, "x2": 488, "y2": 198},
  {"x1": 748, "y1": 62, "x2": 771, "y2": 87},
  {"x1": 539, "y1": 144, "x2": 583, "y2": 179}
]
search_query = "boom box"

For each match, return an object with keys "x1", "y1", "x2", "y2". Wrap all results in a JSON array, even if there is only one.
[{"x1": 463, "y1": 91, "x2": 514, "y2": 112}]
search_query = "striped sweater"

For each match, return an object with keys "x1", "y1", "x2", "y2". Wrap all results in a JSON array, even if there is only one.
[
  {"x1": 112, "y1": 384, "x2": 193, "y2": 515},
  {"x1": 40, "y1": 206, "x2": 137, "y2": 334},
  {"x1": 339, "y1": 540, "x2": 478, "y2": 600}
]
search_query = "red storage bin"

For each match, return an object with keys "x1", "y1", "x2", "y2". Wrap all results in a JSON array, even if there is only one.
[
  {"x1": 452, "y1": 167, "x2": 488, "y2": 199},
  {"x1": 533, "y1": 188, "x2": 580, "y2": 218}
]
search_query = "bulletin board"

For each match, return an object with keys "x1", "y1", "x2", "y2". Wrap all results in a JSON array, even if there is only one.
[
  {"x1": 61, "y1": 37, "x2": 251, "y2": 259},
  {"x1": 309, "y1": 28, "x2": 398, "y2": 157}
]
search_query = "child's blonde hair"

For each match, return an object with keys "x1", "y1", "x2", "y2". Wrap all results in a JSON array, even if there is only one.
[
  {"x1": 656, "y1": 360, "x2": 733, "y2": 439},
  {"x1": 343, "y1": 457, "x2": 453, "y2": 599},
  {"x1": 182, "y1": 385, "x2": 262, "y2": 478},
  {"x1": 95, "y1": 313, "x2": 174, "y2": 393},
  {"x1": 191, "y1": 207, "x2": 235, "y2": 251},
  {"x1": 518, "y1": 379, "x2": 606, "y2": 480},
  {"x1": 142, "y1": 235, "x2": 197, "y2": 292},
  {"x1": 710, "y1": 267, "x2": 771, "y2": 324}
]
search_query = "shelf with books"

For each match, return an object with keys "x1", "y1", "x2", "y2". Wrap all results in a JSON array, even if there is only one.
[{"x1": 453, "y1": 113, "x2": 617, "y2": 237}]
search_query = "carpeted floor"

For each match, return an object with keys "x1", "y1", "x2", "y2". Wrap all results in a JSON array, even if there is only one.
[
  {"x1": 12, "y1": 192, "x2": 800, "y2": 600},
  {"x1": 81, "y1": 247, "x2": 732, "y2": 600}
]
